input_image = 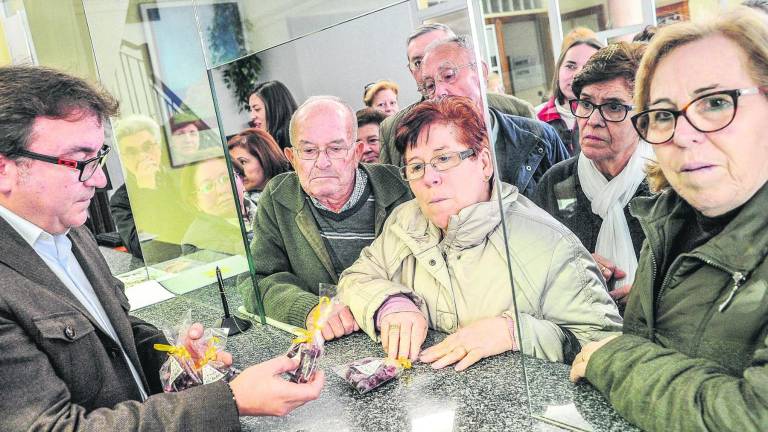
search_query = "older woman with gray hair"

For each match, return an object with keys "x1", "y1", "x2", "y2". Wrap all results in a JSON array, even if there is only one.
[
  {"x1": 534, "y1": 42, "x2": 653, "y2": 311},
  {"x1": 570, "y1": 8, "x2": 768, "y2": 430}
]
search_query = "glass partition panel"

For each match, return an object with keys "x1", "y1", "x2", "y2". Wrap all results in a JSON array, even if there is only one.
[
  {"x1": 81, "y1": 0, "x2": 257, "y2": 318},
  {"x1": 481, "y1": 0, "x2": 554, "y2": 106},
  {"x1": 204, "y1": 0, "x2": 427, "y2": 331},
  {"x1": 194, "y1": 0, "x2": 407, "y2": 69}
]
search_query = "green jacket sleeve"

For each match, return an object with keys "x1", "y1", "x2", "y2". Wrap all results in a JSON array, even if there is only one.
[
  {"x1": 586, "y1": 332, "x2": 768, "y2": 431},
  {"x1": 240, "y1": 188, "x2": 318, "y2": 328},
  {"x1": 585, "y1": 244, "x2": 767, "y2": 432}
]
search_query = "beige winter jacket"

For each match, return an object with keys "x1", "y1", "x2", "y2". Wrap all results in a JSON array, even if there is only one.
[{"x1": 339, "y1": 182, "x2": 622, "y2": 362}]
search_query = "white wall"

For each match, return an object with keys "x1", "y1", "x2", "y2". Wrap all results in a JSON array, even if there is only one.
[{"x1": 212, "y1": 1, "x2": 422, "y2": 136}]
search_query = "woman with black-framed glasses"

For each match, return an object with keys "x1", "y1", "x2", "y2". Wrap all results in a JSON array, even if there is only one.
[
  {"x1": 570, "y1": 9, "x2": 768, "y2": 431},
  {"x1": 534, "y1": 42, "x2": 654, "y2": 313},
  {"x1": 338, "y1": 96, "x2": 621, "y2": 369}
]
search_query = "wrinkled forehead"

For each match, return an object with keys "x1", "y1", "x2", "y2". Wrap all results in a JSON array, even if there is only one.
[
  {"x1": 422, "y1": 44, "x2": 471, "y2": 74},
  {"x1": 297, "y1": 103, "x2": 352, "y2": 137},
  {"x1": 408, "y1": 30, "x2": 450, "y2": 60}
]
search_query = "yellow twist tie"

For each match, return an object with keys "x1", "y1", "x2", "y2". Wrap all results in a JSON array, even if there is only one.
[
  {"x1": 396, "y1": 356, "x2": 412, "y2": 369},
  {"x1": 292, "y1": 297, "x2": 332, "y2": 345},
  {"x1": 154, "y1": 343, "x2": 191, "y2": 360},
  {"x1": 292, "y1": 328, "x2": 313, "y2": 344}
]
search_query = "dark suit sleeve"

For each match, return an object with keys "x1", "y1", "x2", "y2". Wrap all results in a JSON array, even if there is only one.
[
  {"x1": 532, "y1": 168, "x2": 557, "y2": 212},
  {"x1": 0, "y1": 310, "x2": 240, "y2": 432},
  {"x1": 109, "y1": 185, "x2": 143, "y2": 259},
  {"x1": 129, "y1": 315, "x2": 169, "y2": 394}
]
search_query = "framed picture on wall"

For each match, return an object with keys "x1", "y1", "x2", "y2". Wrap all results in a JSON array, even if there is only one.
[{"x1": 139, "y1": 0, "x2": 246, "y2": 167}]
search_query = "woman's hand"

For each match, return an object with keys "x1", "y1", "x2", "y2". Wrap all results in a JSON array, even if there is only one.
[
  {"x1": 569, "y1": 335, "x2": 619, "y2": 382},
  {"x1": 592, "y1": 253, "x2": 627, "y2": 283},
  {"x1": 380, "y1": 311, "x2": 428, "y2": 361},
  {"x1": 591, "y1": 254, "x2": 633, "y2": 306},
  {"x1": 419, "y1": 317, "x2": 514, "y2": 371}
]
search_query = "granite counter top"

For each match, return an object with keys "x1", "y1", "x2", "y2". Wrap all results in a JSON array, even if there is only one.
[{"x1": 133, "y1": 284, "x2": 638, "y2": 432}]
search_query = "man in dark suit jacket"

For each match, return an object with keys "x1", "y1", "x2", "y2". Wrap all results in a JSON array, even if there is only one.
[{"x1": 0, "y1": 66, "x2": 322, "y2": 431}]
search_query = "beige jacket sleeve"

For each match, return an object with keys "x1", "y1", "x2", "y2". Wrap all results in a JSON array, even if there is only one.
[
  {"x1": 338, "y1": 210, "x2": 427, "y2": 341},
  {"x1": 513, "y1": 234, "x2": 623, "y2": 362}
]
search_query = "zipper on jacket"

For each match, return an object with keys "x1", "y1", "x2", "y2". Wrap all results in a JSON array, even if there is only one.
[
  {"x1": 718, "y1": 269, "x2": 745, "y2": 312},
  {"x1": 691, "y1": 256, "x2": 746, "y2": 312}
]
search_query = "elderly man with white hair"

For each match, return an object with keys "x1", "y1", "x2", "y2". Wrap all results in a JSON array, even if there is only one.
[{"x1": 241, "y1": 96, "x2": 411, "y2": 336}]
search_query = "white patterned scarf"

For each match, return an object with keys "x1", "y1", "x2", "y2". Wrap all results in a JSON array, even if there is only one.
[{"x1": 577, "y1": 141, "x2": 653, "y2": 288}]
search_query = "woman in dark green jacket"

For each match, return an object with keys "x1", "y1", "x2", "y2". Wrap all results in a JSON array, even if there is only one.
[{"x1": 569, "y1": 9, "x2": 768, "y2": 431}]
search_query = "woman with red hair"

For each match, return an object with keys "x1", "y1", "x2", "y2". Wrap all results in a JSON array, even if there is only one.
[{"x1": 338, "y1": 96, "x2": 621, "y2": 369}]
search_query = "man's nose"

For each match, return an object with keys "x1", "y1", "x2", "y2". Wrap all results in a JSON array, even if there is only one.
[
  {"x1": 86, "y1": 166, "x2": 108, "y2": 188},
  {"x1": 314, "y1": 149, "x2": 333, "y2": 168}
]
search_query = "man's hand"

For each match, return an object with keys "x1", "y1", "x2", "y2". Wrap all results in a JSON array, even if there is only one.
[
  {"x1": 307, "y1": 303, "x2": 359, "y2": 341},
  {"x1": 229, "y1": 355, "x2": 324, "y2": 416},
  {"x1": 419, "y1": 317, "x2": 513, "y2": 371},
  {"x1": 380, "y1": 311, "x2": 428, "y2": 361},
  {"x1": 184, "y1": 322, "x2": 232, "y2": 367},
  {"x1": 134, "y1": 159, "x2": 158, "y2": 189},
  {"x1": 569, "y1": 335, "x2": 619, "y2": 383}
]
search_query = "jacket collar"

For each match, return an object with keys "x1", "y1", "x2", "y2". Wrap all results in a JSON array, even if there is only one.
[
  {"x1": 395, "y1": 182, "x2": 516, "y2": 253},
  {"x1": 631, "y1": 182, "x2": 768, "y2": 274},
  {"x1": 0, "y1": 218, "x2": 100, "y2": 322},
  {"x1": 537, "y1": 98, "x2": 561, "y2": 123},
  {"x1": 271, "y1": 163, "x2": 410, "y2": 281},
  {"x1": 272, "y1": 163, "x2": 408, "y2": 212}
]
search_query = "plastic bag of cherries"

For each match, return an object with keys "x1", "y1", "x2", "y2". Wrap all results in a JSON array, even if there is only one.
[
  {"x1": 154, "y1": 311, "x2": 239, "y2": 392},
  {"x1": 335, "y1": 357, "x2": 412, "y2": 394}
]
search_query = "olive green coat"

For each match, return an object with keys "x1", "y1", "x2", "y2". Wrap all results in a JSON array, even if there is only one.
[
  {"x1": 585, "y1": 184, "x2": 768, "y2": 431},
  {"x1": 240, "y1": 164, "x2": 412, "y2": 327}
]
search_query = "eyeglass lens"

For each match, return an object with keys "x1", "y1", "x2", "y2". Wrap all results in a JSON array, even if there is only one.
[{"x1": 634, "y1": 92, "x2": 737, "y2": 144}]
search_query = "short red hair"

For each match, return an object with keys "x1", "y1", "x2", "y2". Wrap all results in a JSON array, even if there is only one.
[{"x1": 394, "y1": 96, "x2": 488, "y2": 158}]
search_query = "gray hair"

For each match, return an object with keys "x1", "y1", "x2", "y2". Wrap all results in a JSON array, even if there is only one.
[
  {"x1": 406, "y1": 23, "x2": 457, "y2": 47},
  {"x1": 114, "y1": 114, "x2": 162, "y2": 145},
  {"x1": 743, "y1": 0, "x2": 768, "y2": 13},
  {"x1": 424, "y1": 35, "x2": 475, "y2": 62},
  {"x1": 288, "y1": 96, "x2": 357, "y2": 147}
]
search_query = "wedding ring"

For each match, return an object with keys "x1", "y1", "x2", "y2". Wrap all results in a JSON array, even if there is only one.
[{"x1": 388, "y1": 323, "x2": 401, "y2": 333}]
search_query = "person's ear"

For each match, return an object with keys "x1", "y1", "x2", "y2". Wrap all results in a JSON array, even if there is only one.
[
  {"x1": 283, "y1": 147, "x2": 296, "y2": 169},
  {"x1": 352, "y1": 139, "x2": 364, "y2": 163},
  {"x1": 479, "y1": 147, "x2": 494, "y2": 179},
  {"x1": 481, "y1": 60, "x2": 489, "y2": 80},
  {"x1": 0, "y1": 154, "x2": 17, "y2": 194}
]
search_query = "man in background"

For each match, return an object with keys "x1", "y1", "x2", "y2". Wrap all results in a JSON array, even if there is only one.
[
  {"x1": 356, "y1": 107, "x2": 386, "y2": 163},
  {"x1": 378, "y1": 23, "x2": 536, "y2": 165}
]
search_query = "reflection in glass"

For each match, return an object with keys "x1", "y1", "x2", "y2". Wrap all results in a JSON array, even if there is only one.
[
  {"x1": 111, "y1": 114, "x2": 190, "y2": 262},
  {"x1": 180, "y1": 157, "x2": 246, "y2": 257}
]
